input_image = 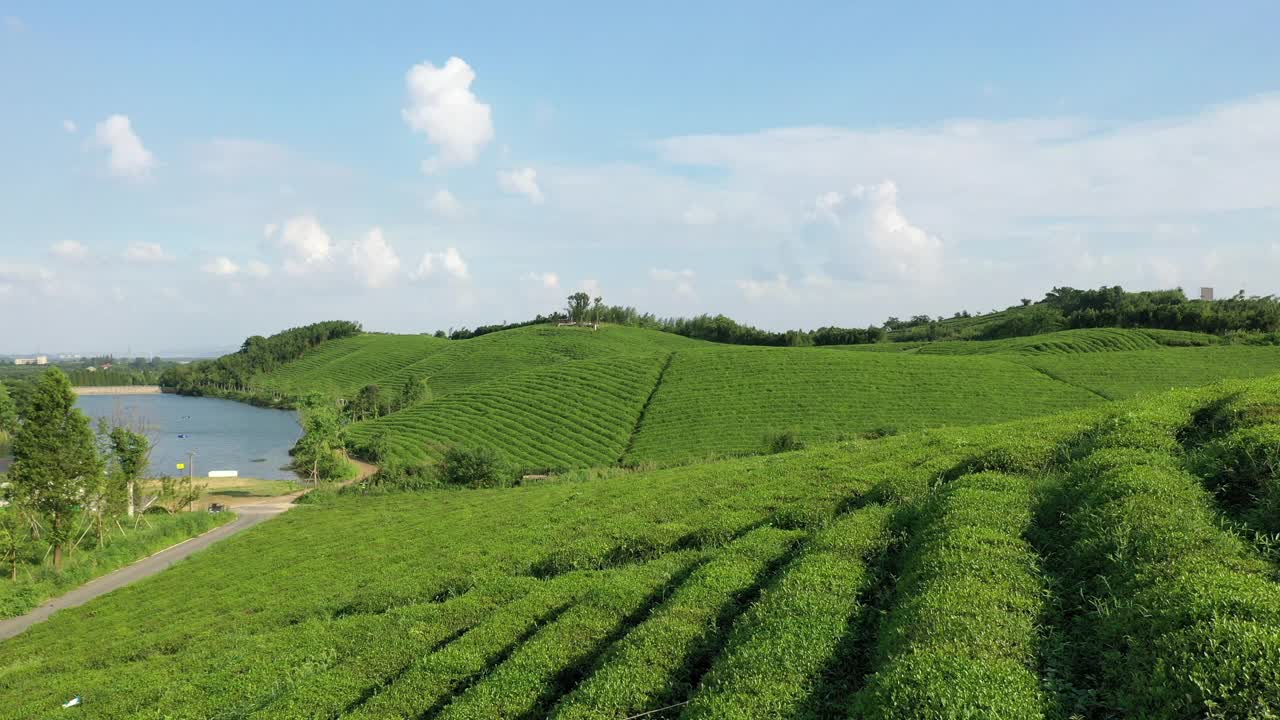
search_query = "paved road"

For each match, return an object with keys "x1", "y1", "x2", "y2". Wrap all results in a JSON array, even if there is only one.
[{"x1": 0, "y1": 497, "x2": 299, "y2": 642}]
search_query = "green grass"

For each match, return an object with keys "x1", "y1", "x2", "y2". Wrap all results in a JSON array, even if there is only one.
[
  {"x1": 242, "y1": 324, "x2": 1280, "y2": 472},
  {"x1": 1018, "y1": 345, "x2": 1280, "y2": 399},
  {"x1": 9, "y1": 377, "x2": 1280, "y2": 717},
  {"x1": 346, "y1": 354, "x2": 669, "y2": 470},
  {"x1": 0, "y1": 510, "x2": 232, "y2": 619},
  {"x1": 624, "y1": 346, "x2": 1104, "y2": 465}
]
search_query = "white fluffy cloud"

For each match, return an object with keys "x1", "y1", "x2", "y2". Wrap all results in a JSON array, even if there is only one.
[
  {"x1": 201, "y1": 257, "x2": 240, "y2": 276},
  {"x1": 272, "y1": 215, "x2": 333, "y2": 275},
  {"x1": 62, "y1": 120, "x2": 77, "y2": 134},
  {"x1": 429, "y1": 188, "x2": 464, "y2": 218},
  {"x1": 805, "y1": 181, "x2": 943, "y2": 283},
  {"x1": 51, "y1": 240, "x2": 88, "y2": 261},
  {"x1": 650, "y1": 268, "x2": 696, "y2": 298},
  {"x1": 350, "y1": 227, "x2": 402, "y2": 288},
  {"x1": 94, "y1": 114, "x2": 155, "y2": 180},
  {"x1": 497, "y1": 167, "x2": 544, "y2": 203},
  {"x1": 527, "y1": 271, "x2": 559, "y2": 289},
  {"x1": 403, "y1": 57, "x2": 494, "y2": 172},
  {"x1": 412, "y1": 247, "x2": 469, "y2": 281},
  {"x1": 123, "y1": 242, "x2": 173, "y2": 263}
]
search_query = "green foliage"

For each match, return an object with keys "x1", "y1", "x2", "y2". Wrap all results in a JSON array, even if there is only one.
[
  {"x1": 0, "y1": 383, "x2": 16, "y2": 434},
  {"x1": 438, "y1": 446, "x2": 510, "y2": 488},
  {"x1": 0, "y1": 510, "x2": 229, "y2": 618},
  {"x1": 627, "y1": 346, "x2": 1104, "y2": 465},
  {"x1": 291, "y1": 399, "x2": 352, "y2": 482},
  {"x1": 10, "y1": 378, "x2": 1280, "y2": 717},
  {"x1": 7, "y1": 368, "x2": 101, "y2": 572},
  {"x1": 764, "y1": 429, "x2": 805, "y2": 454},
  {"x1": 854, "y1": 472, "x2": 1047, "y2": 719},
  {"x1": 160, "y1": 320, "x2": 362, "y2": 396}
]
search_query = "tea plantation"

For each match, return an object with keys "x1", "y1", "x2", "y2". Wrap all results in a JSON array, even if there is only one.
[
  {"x1": 249, "y1": 324, "x2": 1278, "y2": 468},
  {"x1": 4, "y1": 376, "x2": 1280, "y2": 718}
]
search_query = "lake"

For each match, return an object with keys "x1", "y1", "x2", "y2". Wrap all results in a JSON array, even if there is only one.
[{"x1": 73, "y1": 393, "x2": 302, "y2": 480}]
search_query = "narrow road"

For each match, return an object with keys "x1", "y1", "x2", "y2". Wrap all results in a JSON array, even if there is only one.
[{"x1": 0, "y1": 497, "x2": 299, "y2": 642}]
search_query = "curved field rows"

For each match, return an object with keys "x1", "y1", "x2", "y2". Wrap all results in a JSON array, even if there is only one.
[
  {"x1": 912, "y1": 327, "x2": 1218, "y2": 355},
  {"x1": 253, "y1": 333, "x2": 450, "y2": 396},
  {"x1": 1018, "y1": 345, "x2": 1280, "y2": 399},
  {"x1": 253, "y1": 325, "x2": 705, "y2": 401},
  {"x1": 4, "y1": 378, "x2": 1280, "y2": 718},
  {"x1": 624, "y1": 347, "x2": 1104, "y2": 466},
  {"x1": 346, "y1": 354, "x2": 669, "y2": 470}
]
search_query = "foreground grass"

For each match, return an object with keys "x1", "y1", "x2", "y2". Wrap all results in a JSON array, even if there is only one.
[
  {"x1": 0, "y1": 510, "x2": 232, "y2": 619},
  {"x1": 11, "y1": 377, "x2": 1280, "y2": 716}
]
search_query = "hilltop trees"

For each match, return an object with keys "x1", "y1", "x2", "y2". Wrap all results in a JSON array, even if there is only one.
[
  {"x1": 8, "y1": 368, "x2": 101, "y2": 573},
  {"x1": 567, "y1": 292, "x2": 592, "y2": 322},
  {"x1": 162, "y1": 320, "x2": 362, "y2": 395}
]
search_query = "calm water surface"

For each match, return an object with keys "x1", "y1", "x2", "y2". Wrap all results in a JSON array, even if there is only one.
[{"x1": 73, "y1": 394, "x2": 302, "y2": 480}]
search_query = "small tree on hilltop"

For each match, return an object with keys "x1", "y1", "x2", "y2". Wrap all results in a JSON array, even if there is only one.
[
  {"x1": 567, "y1": 292, "x2": 591, "y2": 323},
  {"x1": 9, "y1": 368, "x2": 101, "y2": 573}
]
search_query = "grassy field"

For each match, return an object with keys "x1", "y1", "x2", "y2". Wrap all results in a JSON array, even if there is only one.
[
  {"x1": 239, "y1": 325, "x2": 1280, "y2": 470},
  {"x1": 0, "y1": 511, "x2": 231, "y2": 620},
  {"x1": 3, "y1": 376, "x2": 1280, "y2": 717},
  {"x1": 622, "y1": 346, "x2": 1104, "y2": 466}
]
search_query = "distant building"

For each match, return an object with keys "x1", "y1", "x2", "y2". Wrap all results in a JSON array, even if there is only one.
[
  {"x1": 13, "y1": 356, "x2": 49, "y2": 366},
  {"x1": 1200, "y1": 287, "x2": 1214, "y2": 301}
]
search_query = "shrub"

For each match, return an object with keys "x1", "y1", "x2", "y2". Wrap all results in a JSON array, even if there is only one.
[
  {"x1": 438, "y1": 445, "x2": 511, "y2": 488},
  {"x1": 764, "y1": 429, "x2": 805, "y2": 454},
  {"x1": 341, "y1": 461, "x2": 439, "y2": 496}
]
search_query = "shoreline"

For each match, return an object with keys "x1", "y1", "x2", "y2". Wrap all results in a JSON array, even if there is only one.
[{"x1": 73, "y1": 385, "x2": 164, "y2": 396}]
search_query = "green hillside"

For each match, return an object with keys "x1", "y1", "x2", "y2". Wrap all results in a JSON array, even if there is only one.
[
  {"x1": 622, "y1": 347, "x2": 1104, "y2": 466},
  {"x1": 4, "y1": 376, "x2": 1280, "y2": 718},
  {"x1": 238, "y1": 324, "x2": 1280, "y2": 470},
  {"x1": 347, "y1": 354, "x2": 669, "y2": 469}
]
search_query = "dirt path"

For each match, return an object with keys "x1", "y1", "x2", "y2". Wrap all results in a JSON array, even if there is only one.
[{"x1": 0, "y1": 495, "x2": 301, "y2": 642}]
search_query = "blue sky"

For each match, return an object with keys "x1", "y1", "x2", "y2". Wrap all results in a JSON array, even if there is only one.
[{"x1": 2, "y1": 1, "x2": 1279, "y2": 354}]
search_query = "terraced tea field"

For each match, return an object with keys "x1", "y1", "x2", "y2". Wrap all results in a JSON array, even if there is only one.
[
  {"x1": 622, "y1": 346, "x2": 1104, "y2": 466},
  {"x1": 4, "y1": 376, "x2": 1280, "y2": 718},
  {"x1": 242, "y1": 325, "x2": 1280, "y2": 469}
]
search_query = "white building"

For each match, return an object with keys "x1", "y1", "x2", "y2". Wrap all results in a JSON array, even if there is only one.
[{"x1": 13, "y1": 356, "x2": 49, "y2": 366}]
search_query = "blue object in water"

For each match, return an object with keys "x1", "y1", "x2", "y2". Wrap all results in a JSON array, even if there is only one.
[{"x1": 177, "y1": 434, "x2": 189, "y2": 439}]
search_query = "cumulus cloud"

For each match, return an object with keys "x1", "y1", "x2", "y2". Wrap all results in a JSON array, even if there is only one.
[
  {"x1": 94, "y1": 114, "x2": 155, "y2": 180},
  {"x1": 527, "y1": 271, "x2": 560, "y2": 289},
  {"x1": 429, "y1": 188, "x2": 464, "y2": 218},
  {"x1": 806, "y1": 181, "x2": 944, "y2": 283},
  {"x1": 412, "y1": 247, "x2": 469, "y2": 281},
  {"x1": 0, "y1": 261, "x2": 53, "y2": 284},
  {"x1": 62, "y1": 120, "x2": 77, "y2": 134},
  {"x1": 273, "y1": 215, "x2": 333, "y2": 275},
  {"x1": 350, "y1": 227, "x2": 402, "y2": 288},
  {"x1": 202, "y1": 257, "x2": 240, "y2": 276},
  {"x1": 497, "y1": 167, "x2": 544, "y2": 203},
  {"x1": 650, "y1": 268, "x2": 696, "y2": 298},
  {"x1": 403, "y1": 57, "x2": 494, "y2": 171},
  {"x1": 123, "y1": 242, "x2": 173, "y2": 263},
  {"x1": 51, "y1": 240, "x2": 88, "y2": 261}
]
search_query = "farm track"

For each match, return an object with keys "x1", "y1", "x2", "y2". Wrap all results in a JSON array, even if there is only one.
[{"x1": 0, "y1": 498, "x2": 297, "y2": 642}]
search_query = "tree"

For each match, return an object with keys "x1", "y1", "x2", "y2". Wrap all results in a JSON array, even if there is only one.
[
  {"x1": 0, "y1": 383, "x2": 16, "y2": 435},
  {"x1": 293, "y1": 399, "x2": 347, "y2": 482},
  {"x1": 109, "y1": 426, "x2": 150, "y2": 519},
  {"x1": 0, "y1": 502, "x2": 32, "y2": 581},
  {"x1": 8, "y1": 368, "x2": 101, "y2": 573},
  {"x1": 566, "y1": 292, "x2": 591, "y2": 322},
  {"x1": 592, "y1": 295, "x2": 603, "y2": 325},
  {"x1": 397, "y1": 377, "x2": 429, "y2": 410}
]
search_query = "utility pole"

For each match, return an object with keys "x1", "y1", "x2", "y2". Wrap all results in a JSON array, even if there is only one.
[{"x1": 187, "y1": 450, "x2": 196, "y2": 512}]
